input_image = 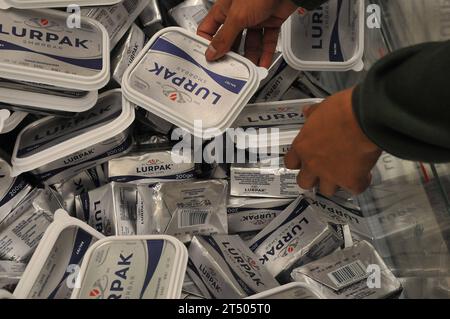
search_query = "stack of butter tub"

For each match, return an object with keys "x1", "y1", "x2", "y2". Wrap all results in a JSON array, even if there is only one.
[{"x1": 1, "y1": 0, "x2": 442, "y2": 300}]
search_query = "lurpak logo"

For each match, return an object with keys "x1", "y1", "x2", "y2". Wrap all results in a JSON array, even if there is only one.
[
  {"x1": 246, "y1": 109, "x2": 302, "y2": 124},
  {"x1": 242, "y1": 212, "x2": 277, "y2": 226},
  {"x1": 222, "y1": 242, "x2": 265, "y2": 286},
  {"x1": 259, "y1": 217, "x2": 309, "y2": 265},
  {"x1": 149, "y1": 62, "x2": 222, "y2": 105},
  {"x1": 0, "y1": 18, "x2": 89, "y2": 49},
  {"x1": 162, "y1": 85, "x2": 192, "y2": 103},
  {"x1": 136, "y1": 158, "x2": 173, "y2": 174},
  {"x1": 32, "y1": 105, "x2": 112, "y2": 142},
  {"x1": 310, "y1": 6, "x2": 324, "y2": 49},
  {"x1": 245, "y1": 186, "x2": 265, "y2": 193},
  {"x1": 278, "y1": 238, "x2": 300, "y2": 257},
  {"x1": 310, "y1": 199, "x2": 360, "y2": 225},
  {"x1": 88, "y1": 275, "x2": 108, "y2": 299},
  {"x1": 198, "y1": 264, "x2": 221, "y2": 293},
  {"x1": 25, "y1": 18, "x2": 63, "y2": 32},
  {"x1": 106, "y1": 253, "x2": 133, "y2": 299},
  {"x1": 63, "y1": 149, "x2": 95, "y2": 165},
  {"x1": 93, "y1": 200, "x2": 103, "y2": 233}
]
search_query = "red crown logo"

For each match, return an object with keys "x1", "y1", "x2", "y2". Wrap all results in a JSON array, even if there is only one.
[
  {"x1": 89, "y1": 288, "x2": 101, "y2": 297},
  {"x1": 169, "y1": 92, "x2": 178, "y2": 101}
]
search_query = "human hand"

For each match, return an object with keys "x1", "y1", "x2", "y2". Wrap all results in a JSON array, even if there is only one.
[
  {"x1": 197, "y1": 0, "x2": 297, "y2": 68},
  {"x1": 285, "y1": 88, "x2": 382, "y2": 196}
]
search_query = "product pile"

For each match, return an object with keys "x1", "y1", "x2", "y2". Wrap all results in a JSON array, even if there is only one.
[{"x1": 3, "y1": 0, "x2": 444, "y2": 299}]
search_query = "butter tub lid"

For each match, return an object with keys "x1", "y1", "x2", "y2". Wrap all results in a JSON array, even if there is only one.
[
  {"x1": 122, "y1": 27, "x2": 267, "y2": 139},
  {"x1": 71, "y1": 235, "x2": 188, "y2": 299},
  {"x1": 0, "y1": 0, "x2": 121, "y2": 9},
  {"x1": 0, "y1": 79, "x2": 98, "y2": 115},
  {"x1": 233, "y1": 99, "x2": 323, "y2": 149},
  {"x1": 0, "y1": 8, "x2": 110, "y2": 91},
  {"x1": 13, "y1": 209, "x2": 105, "y2": 299},
  {"x1": 0, "y1": 290, "x2": 15, "y2": 299},
  {"x1": 246, "y1": 282, "x2": 324, "y2": 299},
  {"x1": 0, "y1": 109, "x2": 10, "y2": 133},
  {"x1": 0, "y1": 109, "x2": 27, "y2": 134},
  {"x1": 281, "y1": 0, "x2": 365, "y2": 71},
  {"x1": 11, "y1": 89, "x2": 135, "y2": 176}
]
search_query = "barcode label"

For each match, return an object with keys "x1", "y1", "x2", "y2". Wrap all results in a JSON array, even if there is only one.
[
  {"x1": 123, "y1": 0, "x2": 138, "y2": 14},
  {"x1": 178, "y1": 209, "x2": 209, "y2": 228},
  {"x1": 327, "y1": 260, "x2": 367, "y2": 289}
]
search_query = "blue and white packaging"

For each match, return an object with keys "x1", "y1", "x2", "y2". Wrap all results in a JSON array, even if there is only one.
[
  {"x1": 0, "y1": 187, "x2": 63, "y2": 262},
  {"x1": 227, "y1": 197, "x2": 294, "y2": 233},
  {"x1": 74, "y1": 182, "x2": 137, "y2": 236},
  {"x1": 71, "y1": 235, "x2": 188, "y2": 299},
  {"x1": 248, "y1": 196, "x2": 351, "y2": 282},
  {"x1": 305, "y1": 193, "x2": 372, "y2": 238},
  {"x1": 290, "y1": 241, "x2": 403, "y2": 299},
  {"x1": 232, "y1": 99, "x2": 322, "y2": 156},
  {"x1": 0, "y1": 187, "x2": 62, "y2": 233},
  {"x1": 138, "y1": 0, "x2": 164, "y2": 37},
  {"x1": 136, "y1": 180, "x2": 228, "y2": 243},
  {"x1": 254, "y1": 59, "x2": 300, "y2": 103},
  {"x1": 52, "y1": 166, "x2": 107, "y2": 215},
  {"x1": 0, "y1": 260, "x2": 26, "y2": 291},
  {"x1": 0, "y1": 9, "x2": 110, "y2": 90},
  {"x1": 10, "y1": 90, "x2": 135, "y2": 183},
  {"x1": 0, "y1": 157, "x2": 34, "y2": 225},
  {"x1": 111, "y1": 24, "x2": 146, "y2": 85},
  {"x1": 187, "y1": 235, "x2": 279, "y2": 299},
  {"x1": 282, "y1": 0, "x2": 365, "y2": 71},
  {"x1": 246, "y1": 282, "x2": 324, "y2": 299},
  {"x1": 230, "y1": 163, "x2": 303, "y2": 198},
  {"x1": 13, "y1": 210, "x2": 104, "y2": 299},
  {"x1": 107, "y1": 150, "x2": 196, "y2": 184},
  {"x1": 122, "y1": 27, "x2": 267, "y2": 138},
  {"x1": 169, "y1": 0, "x2": 210, "y2": 34},
  {"x1": 0, "y1": 109, "x2": 27, "y2": 135},
  {"x1": 0, "y1": 79, "x2": 98, "y2": 116},
  {"x1": 81, "y1": 0, "x2": 148, "y2": 50}
]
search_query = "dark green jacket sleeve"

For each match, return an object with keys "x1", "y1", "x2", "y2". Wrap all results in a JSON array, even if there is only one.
[
  {"x1": 353, "y1": 41, "x2": 450, "y2": 163},
  {"x1": 291, "y1": 0, "x2": 328, "y2": 10}
]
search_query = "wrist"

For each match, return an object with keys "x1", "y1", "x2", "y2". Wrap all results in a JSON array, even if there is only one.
[{"x1": 346, "y1": 87, "x2": 380, "y2": 153}]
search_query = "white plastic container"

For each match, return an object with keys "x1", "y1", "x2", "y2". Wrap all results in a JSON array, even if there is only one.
[
  {"x1": 0, "y1": 156, "x2": 33, "y2": 225},
  {"x1": 10, "y1": 89, "x2": 135, "y2": 178},
  {"x1": 0, "y1": 80, "x2": 98, "y2": 116},
  {"x1": 0, "y1": 289, "x2": 15, "y2": 299},
  {"x1": 71, "y1": 235, "x2": 188, "y2": 299},
  {"x1": 13, "y1": 210, "x2": 105, "y2": 299},
  {"x1": 282, "y1": 0, "x2": 365, "y2": 71},
  {"x1": 246, "y1": 282, "x2": 324, "y2": 299},
  {"x1": 0, "y1": 109, "x2": 27, "y2": 134},
  {"x1": 0, "y1": 0, "x2": 121, "y2": 10},
  {"x1": 0, "y1": 9, "x2": 110, "y2": 91},
  {"x1": 0, "y1": 109, "x2": 11, "y2": 133},
  {"x1": 233, "y1": 99, "x2": 322, "y2": 154},
  {"x1": 122, "y1": 27, "x2": 267, "y2": 138}
]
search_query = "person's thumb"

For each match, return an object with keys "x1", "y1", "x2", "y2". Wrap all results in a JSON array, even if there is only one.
[{"x1": 206, "y1": 15, "x2": 245, "y2": 61}]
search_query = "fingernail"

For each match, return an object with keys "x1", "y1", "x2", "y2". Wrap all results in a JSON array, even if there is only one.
[{"x1": 206, "y1": 45, "x2": 218, "y2": 61}]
